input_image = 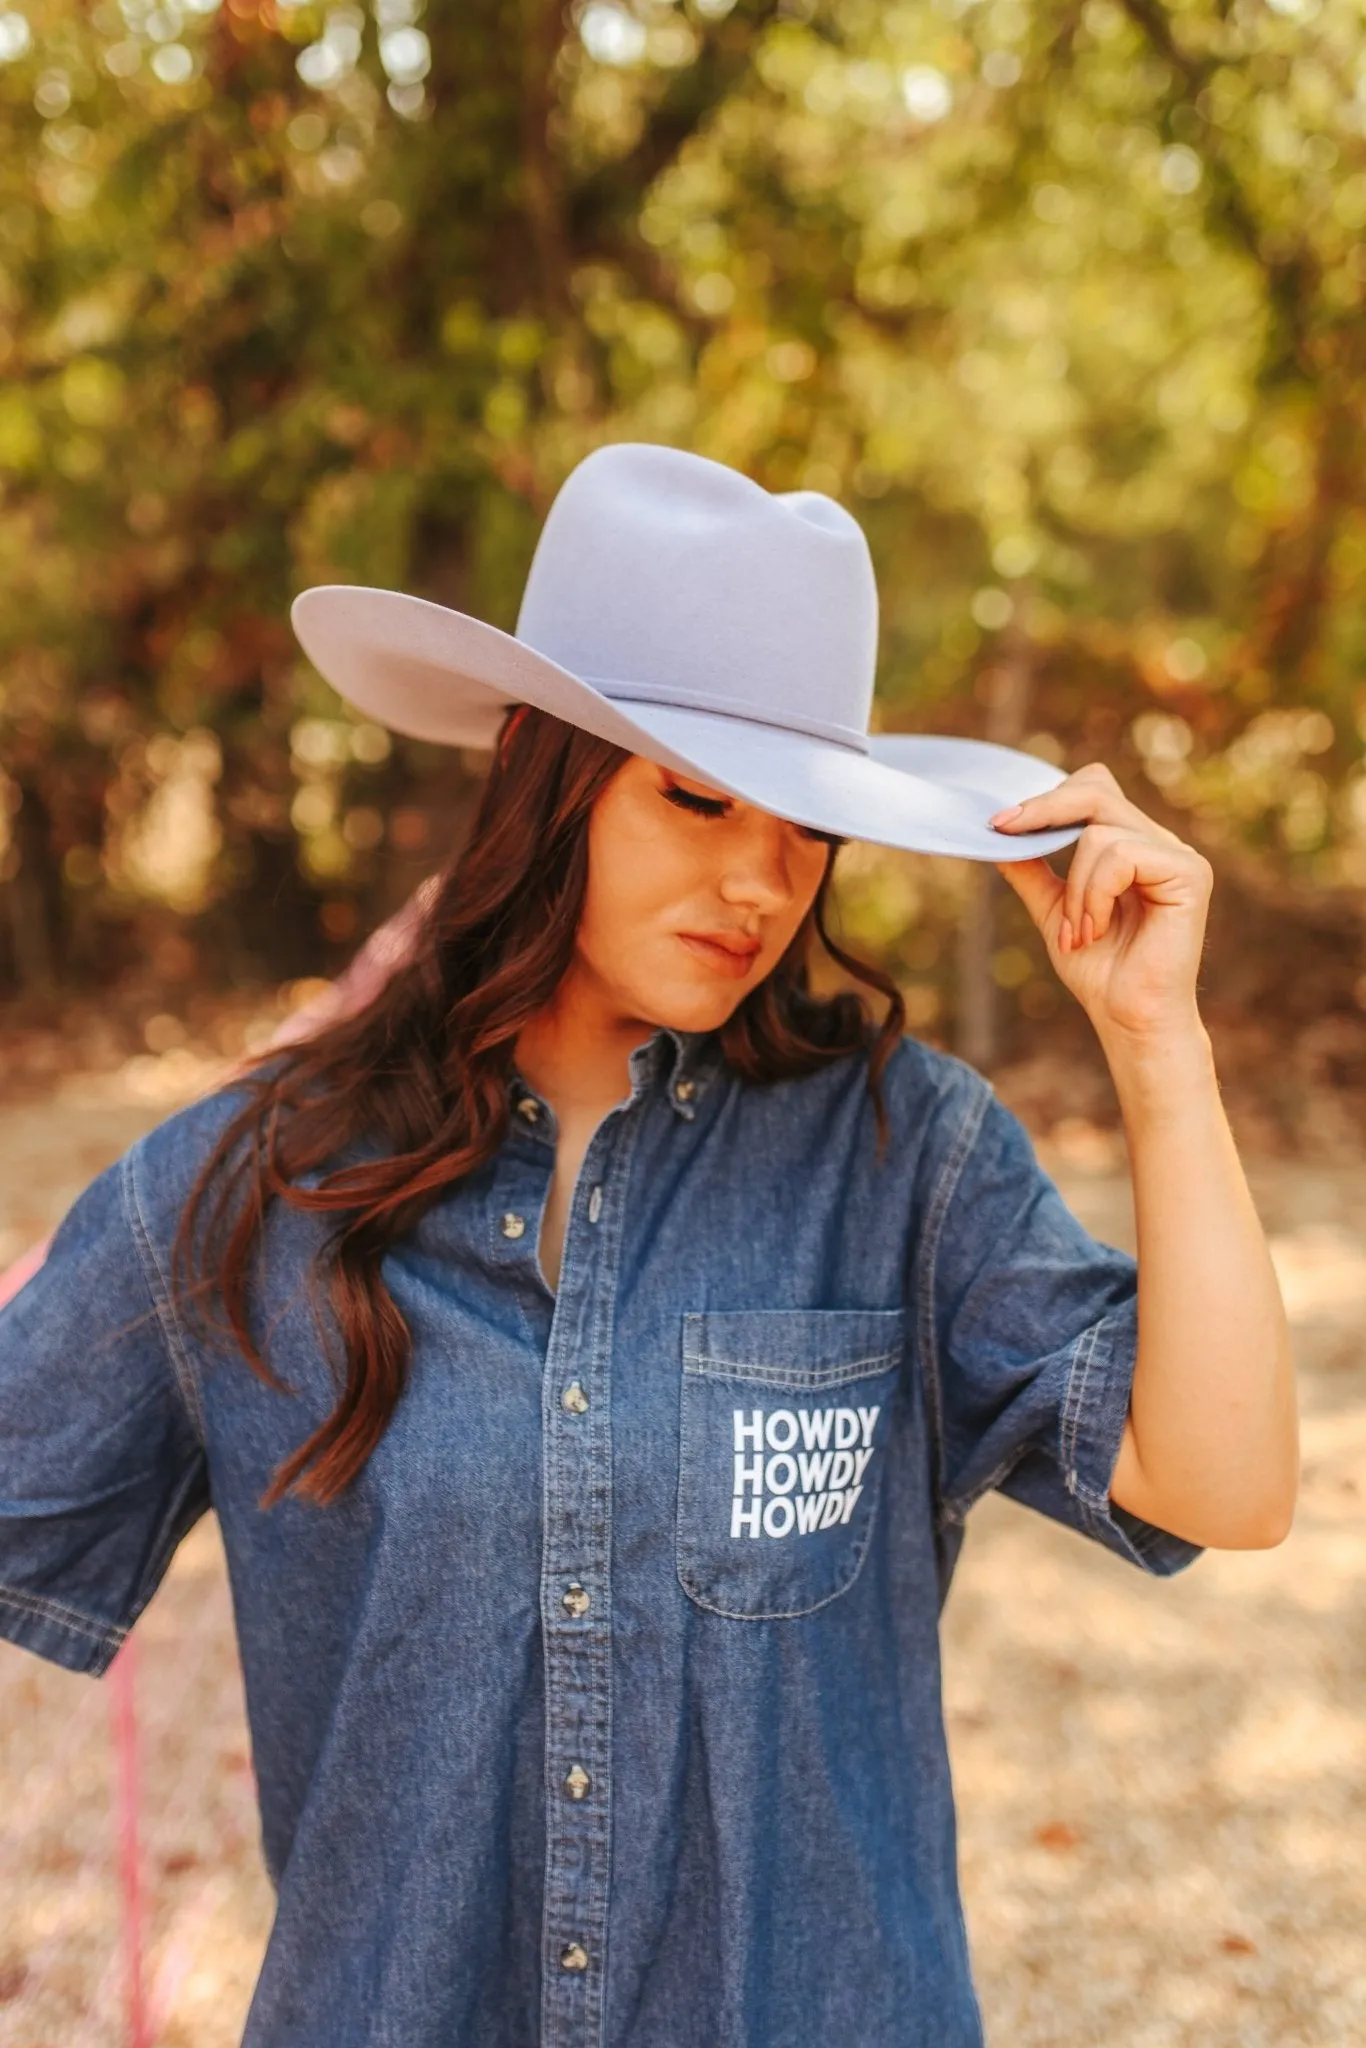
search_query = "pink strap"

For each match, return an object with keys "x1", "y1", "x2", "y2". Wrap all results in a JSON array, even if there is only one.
[
  {"x1": 0, "y1": 1232, "x2": 51, "y2": 1309},
  {"x1": 110, "y1": 1639, "x2": 150, "y2": 2048}
]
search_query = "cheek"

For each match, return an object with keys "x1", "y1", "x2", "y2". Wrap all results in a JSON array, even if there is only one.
[
  {"x1": 773, "y1": 847, "x2": 829, "y2": 940},
  {"x1": 576, "y1": 869, "x2": 641, "y2": 972},
  {"x1": 576, "y1": 807, "x2": 693, "y2": 981}
]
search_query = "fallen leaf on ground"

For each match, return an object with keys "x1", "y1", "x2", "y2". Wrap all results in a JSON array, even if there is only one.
[{"x1": 1033, "y1": 1821, "x2": 1082, "y2": 1851}]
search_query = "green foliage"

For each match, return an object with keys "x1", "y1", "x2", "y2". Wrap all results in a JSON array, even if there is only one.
[{"x1": 0, "y1": 0, "x2": 1363, "y2": 1001}]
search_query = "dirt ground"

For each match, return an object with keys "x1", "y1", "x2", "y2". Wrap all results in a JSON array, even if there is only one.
[{"x1": 1, "y1": 1043, "x2": 1363, "y2": 2047}]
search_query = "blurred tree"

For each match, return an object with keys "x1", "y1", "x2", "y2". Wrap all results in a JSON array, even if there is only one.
[{"x1": 0, "y1": 0, "x2": 1362, "y2": 1040}]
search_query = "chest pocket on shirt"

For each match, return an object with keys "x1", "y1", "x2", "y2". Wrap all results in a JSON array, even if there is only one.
[{"x1": 676, "y1": 1307, "x2": 906, "y2": 1620}]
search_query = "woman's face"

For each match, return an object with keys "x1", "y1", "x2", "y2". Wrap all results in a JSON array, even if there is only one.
[{"x1": 573, "y1": 753, "x2": 834, "y2": 1034}]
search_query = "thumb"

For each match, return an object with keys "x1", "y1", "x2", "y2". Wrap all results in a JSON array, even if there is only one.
[{"x1": 995, "y1": 856, "x2": 1065, "y2": 937}]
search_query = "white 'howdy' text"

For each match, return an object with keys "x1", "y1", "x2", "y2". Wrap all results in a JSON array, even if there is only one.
[{"x1": 730, "y1": 1405, "x2": 880, "y2": 1539}]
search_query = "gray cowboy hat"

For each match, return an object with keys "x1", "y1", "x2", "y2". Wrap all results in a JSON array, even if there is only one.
[{"x1": 290, "y1": 441, "x2": 1081, "y2": 863}]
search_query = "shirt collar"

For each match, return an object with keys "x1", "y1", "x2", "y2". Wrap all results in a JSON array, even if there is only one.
[
  {"x1": 632, "y1": 1024, "x2": 724, "y2": 1120},
  {"x1": 509, "y1": 1024, "x2": 724, "y2": 1133}
]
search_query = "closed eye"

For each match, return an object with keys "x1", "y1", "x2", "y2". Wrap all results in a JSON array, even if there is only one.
[
  {"x1": 660, "y1": 776, "x2": 844, "y2": 847},
  {"x1": 661, "y1": 781, "x2": 729, "y2": 819}
]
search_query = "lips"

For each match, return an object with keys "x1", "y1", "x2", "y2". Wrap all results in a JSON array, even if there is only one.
[{"x1": 678, "y1": 931, "x2": 762, "y2": 974}]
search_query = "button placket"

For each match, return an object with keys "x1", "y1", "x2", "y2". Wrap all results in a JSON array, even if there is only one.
[
  {"x1": 538, "y1": 1100, "x2": 644, "y2": 2047},
  {"x1": 494, "y1": 1107, "x2": 557, "y2": 1290}
]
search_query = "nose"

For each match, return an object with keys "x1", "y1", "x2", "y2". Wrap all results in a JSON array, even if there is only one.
[{"x1": 716, "y1": 814, "x2": 805, "y2": 916}]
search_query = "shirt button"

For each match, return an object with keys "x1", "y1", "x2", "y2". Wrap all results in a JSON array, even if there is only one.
[
  {"x1": 563, "y1": 1763, "x2": 591, "y2": 1800},
  {"x1": 500, "y1": 1211, "x2": 526, "y2": 1239},
  {"x1": 516, "y1": 1097, "x2": 541, "y2": 1123},
  {"x1": 674, "y1": 1076, "x2": 695, "y2": 1102},
  {"x1": 561, "y1": 1381, "x2": 589, "y2": 1415},
  {"x1": 561, "y1": 1581, "x2": 591, "y2": 1619},
  {"x1": 587, "y1": 1183, "x2": 603, "y2": 1224},
  {"x1": 560, "y1": 1942, "x2": 589, "y2": 1972}
]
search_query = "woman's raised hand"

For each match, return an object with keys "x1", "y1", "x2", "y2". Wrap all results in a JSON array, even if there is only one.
[{"x1": 990, "y1": 762, "x2": 1214, "y2": 1049}]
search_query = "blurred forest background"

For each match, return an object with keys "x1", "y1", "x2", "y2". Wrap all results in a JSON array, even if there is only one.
[
  {"x1": 4, "y1": 10, "x2": 1366, "y2": 2043},
  {"x1": 1, "y1": 0, "x2": 1365, "y2": 1130}
]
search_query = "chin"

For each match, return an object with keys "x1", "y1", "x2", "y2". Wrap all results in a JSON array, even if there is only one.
[{"x1": 635, "y1": 979, "x2": 750, "y2": 1035}]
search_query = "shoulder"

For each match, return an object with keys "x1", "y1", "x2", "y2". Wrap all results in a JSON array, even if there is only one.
[
  {"x1": 733, "y1": 1028, "x2": 996, "y2": 1134},
  {"x1": 880, "y1": 1032, "x2": 994, "y2": 1128},
  {"x1": 875, "y1": 1034, "x2": 1010, "y2": 1209},
  {"x1": 121, "y1": 1063, "x2": 278, "y2": 1238},
  {"x1": 728, "y1": 1031, "x2": 998, "y2": 1198}
]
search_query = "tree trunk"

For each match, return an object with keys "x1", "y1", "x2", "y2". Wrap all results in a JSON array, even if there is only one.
[
  {"x1": 955, "y1": 608, "x2": 1035, "y2": 1072},
  {"x1": 4, "y1": 778, "x2": 62, "y2": 1000}
]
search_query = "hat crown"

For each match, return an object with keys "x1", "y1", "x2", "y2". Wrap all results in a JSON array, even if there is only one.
[{"x1": 514, "y1": 443, "x2": 878, "y2": 748}]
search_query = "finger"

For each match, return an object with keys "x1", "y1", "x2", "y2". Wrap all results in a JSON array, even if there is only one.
[
  {"x1": 1062, "y1": 825, "x2": 1126, "y2": 946},
  {"x1": 1078, "y1": 839, "x2": 1142, "y2": 944},
  {"x1": 1076, "y1": 832, "x2": 1204, "y2": 942},
  {"x1": 996, "y1": 856, "x2": 1066, "y2": 938},
  {"x1": 990, "y1": 762, "x2": 1173, "y2": 844}
]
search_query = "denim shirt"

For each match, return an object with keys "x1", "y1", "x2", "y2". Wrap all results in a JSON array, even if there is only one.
[{"x1": 0, "y1": 1026, "x2": 1202, "y2": 2047}]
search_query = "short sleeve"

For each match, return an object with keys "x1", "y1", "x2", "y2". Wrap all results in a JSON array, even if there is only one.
[
  {"x1": 0, "y1": 1145, "x2": 210, "y2": 1676},
  {"x1": 918, "y1": 1068, "x2": 1202, "y2": 1577}
]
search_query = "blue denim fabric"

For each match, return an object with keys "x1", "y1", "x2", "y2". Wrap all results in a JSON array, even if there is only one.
[{"x1": 0, "y1": 1026, "x2": 1202, "y2": 2046}]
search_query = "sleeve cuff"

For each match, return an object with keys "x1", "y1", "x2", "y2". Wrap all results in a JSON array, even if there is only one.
[
  {"x1": 0, "y1": 1582, "x2": 124, "y2": 1677},
  {"x1": 1060, "y1": 1300, "x2": 1205, "y2": 1577}
]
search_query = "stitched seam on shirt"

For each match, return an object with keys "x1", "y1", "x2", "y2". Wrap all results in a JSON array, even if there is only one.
[
  {"x1": 583, "y1": 1112, "x2": 643, "y2": 2048},
  {"x1": 1061, "y1": 1316, "x2": 1176, "y2": 1557},
  {"x1": 1060, "y1": 1319, "x2": 1095, "y2": 1480},
  {"x1": 0, "y1": 1579, "x2": 125, "y2": 1648},
  {"x1": 537, "y1": 1097, "x2": 644, "y2": 2045},
  {"x1": 936, "y1": 1308, "x2": 1132, "y2": 1531},
  {"x1": 919, "y1": 1078, "x2": 992, "y2": 1535},
  {"x1": 1061, "y1": 1316, "x2": 1106, "y2": 1504},
  {"x1": 121, "y1": 1149, "x2": 208, "y2": 1446},
  {"x1": 683, "y1": 1347, "x2": 902, "y2": 1384}
]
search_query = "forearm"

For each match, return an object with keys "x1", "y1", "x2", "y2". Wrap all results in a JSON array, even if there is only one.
[{"x1": 1104, "y1": 1018, "x2": 1299, "y2": 1548}]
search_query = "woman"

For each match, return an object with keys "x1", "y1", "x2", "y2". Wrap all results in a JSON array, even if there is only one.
[{"x1": 0, "y1": 444, "x2": 1295, "y2": 2047}]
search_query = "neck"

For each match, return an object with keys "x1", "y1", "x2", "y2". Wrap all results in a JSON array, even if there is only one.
[{"x1": 513, "y1": 962, "x2": 659, "y2": 1127}]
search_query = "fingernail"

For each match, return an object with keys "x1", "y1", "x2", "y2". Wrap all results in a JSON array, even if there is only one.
[
  {"x1": 1080, "y1": 912, "x2": 1094, "y2": 946},
  {"x1": 990, "y1": 804, "x2": 1023, "y2": 826},
  {"x1": 1059, "y1": 917, "x2": 1073, "y2": 952}
]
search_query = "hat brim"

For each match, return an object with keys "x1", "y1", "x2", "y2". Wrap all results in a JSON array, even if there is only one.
[{"x1": 290, "y1": 585, "x2": 1083, "y2": 864}]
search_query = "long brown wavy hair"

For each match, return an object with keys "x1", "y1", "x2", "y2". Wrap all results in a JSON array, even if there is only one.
[{"x1": 169, "y1": 704, "x2": 906, "y2": 1511}]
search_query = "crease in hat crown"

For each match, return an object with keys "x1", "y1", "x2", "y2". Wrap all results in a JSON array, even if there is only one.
[{"x1": 511, "y1": 443, "x2": 880, "y2": 754}]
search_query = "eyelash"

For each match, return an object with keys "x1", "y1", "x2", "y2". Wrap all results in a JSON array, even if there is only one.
[
  {"x1": 661, "y1": 781, "x2": 842, "y2": 847},
  {"x1": 662, "y1": 782, "x2": 728, "y2": 818}
]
